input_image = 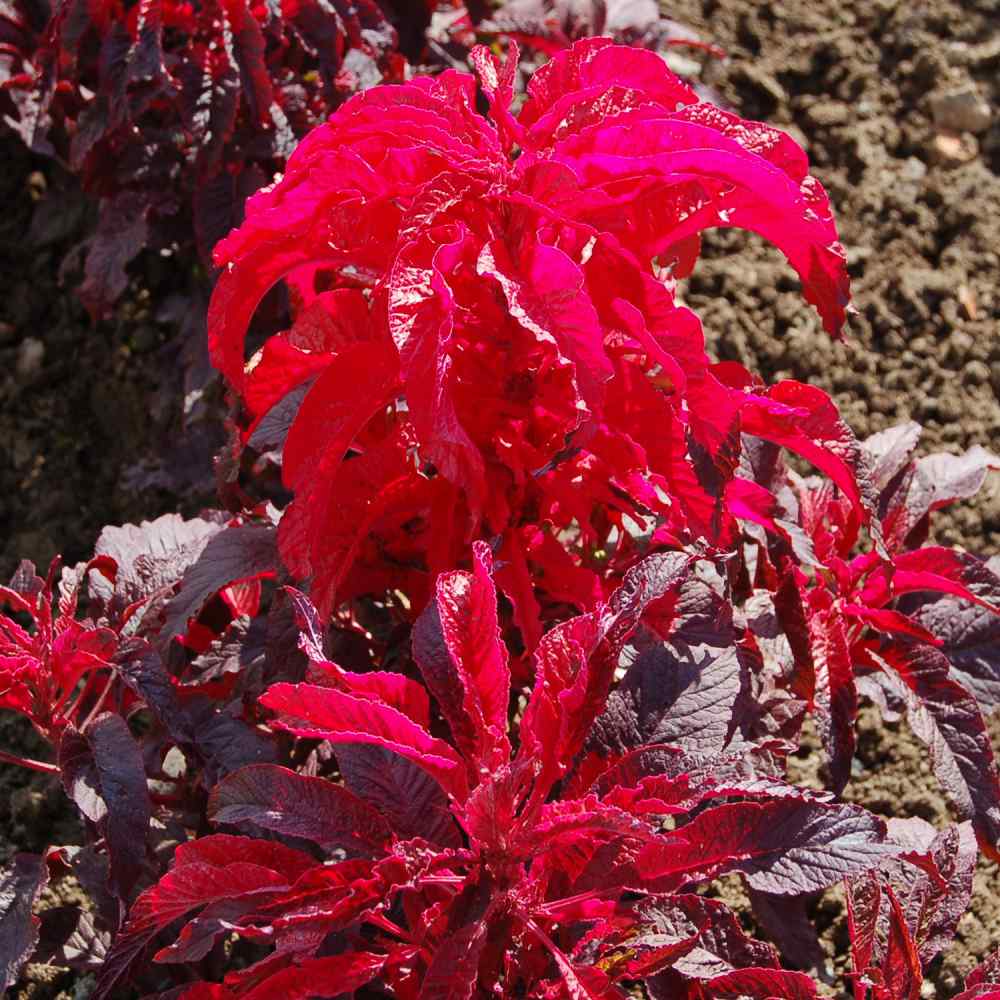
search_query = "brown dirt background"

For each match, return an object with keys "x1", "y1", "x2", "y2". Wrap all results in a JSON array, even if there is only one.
[
  {"x1": 1, "y1": 0, "x2": 999, "y2": 995},
  {"x1": 669, "y1": 0, "x2": 1000, "y2": 993}
]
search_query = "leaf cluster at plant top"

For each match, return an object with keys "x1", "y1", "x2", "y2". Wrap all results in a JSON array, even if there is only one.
[{"x1": 1, "y1": 4, "x2": 999, "y2": 999}]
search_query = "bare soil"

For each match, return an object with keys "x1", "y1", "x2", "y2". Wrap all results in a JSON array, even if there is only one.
[
  {"x1": 670, "y1": 0, "x2": 1000, "y2": 992},
  {"x1": 671, "y1": 0, "x2": 1000, "y2": 554}
]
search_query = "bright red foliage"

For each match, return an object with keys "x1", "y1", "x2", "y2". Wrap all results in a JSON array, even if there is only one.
[
  {"x1": 211, "y1": 38, "x2": 855, "y2": 629},
  {"x1": 0, "y1": 558, "x2": 118, "y2": 742},
  {"x1": 98, "y1": 550, "x2": 894, "y2": 998},
  {"x1": 0, "y1": 24, "x2": 999, "y2": 1000}
]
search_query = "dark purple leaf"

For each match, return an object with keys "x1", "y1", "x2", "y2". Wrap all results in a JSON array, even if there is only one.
[
  {"x1": 872, "y1": 641, "x2": 1000, "y2": 858},
  {"x1": 59, "y1": 713, "x2": 151, "y2": 901},
  {"x1": 78, "y1": 191, "x2": 153, "y2": 319},
  {"x1": 160, "y1": 522, "x2": 277, "y2": 649},
  {"x1": 0, "y1": 854, "x2": 48, "y2": 990},
  {"x1": 222, "y1": 0, "x2": 274, "y2": 125},
  {"x1": 903, "y1": 555, "x2": 1000, "y2": 710},
  {"x1": 335, "y1": 744, "x2": 462, "y2": 849},
  {"x1": 747, "y1": 889, "x2": 826, "y2": 972},
  {"x1": 879, "y1": 444, "x2": 999, "y2": 550},
  {"x1": 637, "y1": 799, "x2": 893, "y2": 894},
  {"x1": 91, "y1": 512, "x2": 226, "y2": 610},
  {"x1": 588, "y1": 633, "x2": 746, "y2": 760},
  {"x1": 185, "y1": 613, "x2": 269, "y2": 687},
  {"x1": 634, "y1": 894, "x2": 779, "y2": 980},
  {"x1": 117, "y1": 643, "x2": 276, "y2": 783},
  {"x1": 885, "y1": 818, "x2": 977, "y2": 966},
  {"x1": 863, "y1": 421, "x2": 922, "y2": 492},
  {"x1": 35, "y1": 906, "x2": 109, "y2": 971},
  {"x1": 209, "y1": 764, "x2": 391, "y2": 856},
  {"x1": 178, "y1": 56, "x2": 240, "y2": 179},
  {"x1": 174, "y1": 697, "x2": 278, "y2": 784}
]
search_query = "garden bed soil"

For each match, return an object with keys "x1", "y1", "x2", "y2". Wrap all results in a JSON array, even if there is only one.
[{"x1": 1, "y1": 0, "x2": 999, "y2": 995}]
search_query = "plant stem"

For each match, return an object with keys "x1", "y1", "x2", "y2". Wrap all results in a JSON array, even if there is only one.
[
  {"x1": 0, "y1": 747, "x2": 60, "y2": 775},
  {"x1": 80, "y1": 671, "x2": 115, "y2": 730}
]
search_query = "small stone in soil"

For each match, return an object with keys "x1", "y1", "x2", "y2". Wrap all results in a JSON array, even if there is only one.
[
  {"x1": 15, "y1": 337, "x2": 44, "y2": 380},
  {"x1": 930, "y1": 85, "x2": 993, "y2": 134},
  {"x1": 930, "y1": 131, "x2": 979, "y2": 166}
]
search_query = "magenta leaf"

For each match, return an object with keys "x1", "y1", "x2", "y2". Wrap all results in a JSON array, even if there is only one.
[
  {"x1": 208, "y1": 764, "x2": 391, "y2": 856},
  {"x1": 965, "y1": 948, "x2": 1000, "y2": 992},
  {"x1": 277, "y1": 337, "x2": 400, "y2": 615},
  {"x1": 417, "y1": 920, "x2": 489, "y2": 1000},
  {"x1": 95, "y1": 834, "x2": 312, "y2": 998},
  {"x1": 520, "y1": 552, "x2": 693, "y2": 792},
  {"x1": 649, "y1": 966, "x2": 818, "y2": 999},
  {"x1": 862, "y1": 547, "x2": 1000, "y2": 613},
  {"x1": 412, "y1": 540, "x2": 511, "y2": 769},
  {"x1": 280, "y1": 341, "x2": 398, "y2": 500},
  {"x1": 880, "y1": 884, "x2": 923, "y2": 1000},
  {"x1": 740, "y1": 381, "x2": 879, "y2": 547},
  {"x1": 235, "y1": 952, "x2": 386, "y2": 999},
  {"x1": 806, "y1": 591, "x2": 857, "y2": 793}
]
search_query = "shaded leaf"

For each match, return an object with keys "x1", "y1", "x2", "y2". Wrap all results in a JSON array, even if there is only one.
[
  {"x1": 335, "y1": 744, "x2": 462, "y2": 849},
  {"x1": 59, "y1": 713, "x2": 151, "y2": 901},
  {"x1": 160, "y1": 523, "x2": 277, "y2": 648},
  {"x1": 0, "y1": 854, "x2": 48, "y2": 990},
  {"x1": 209, "y1": 764, "x2": 391, "y2": 856}
]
